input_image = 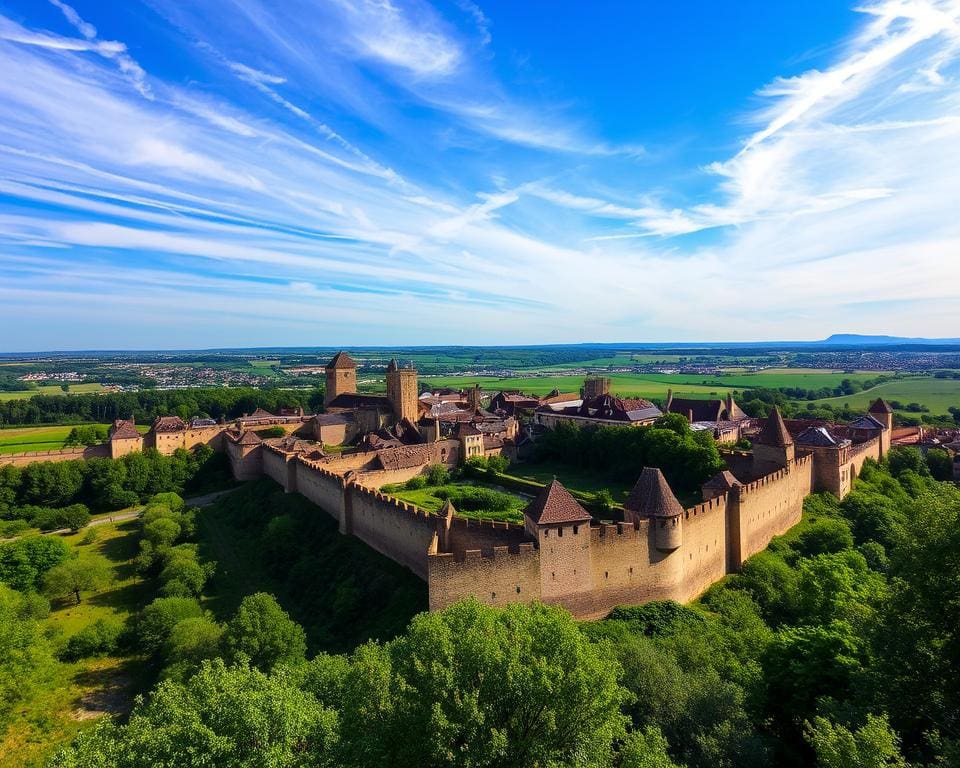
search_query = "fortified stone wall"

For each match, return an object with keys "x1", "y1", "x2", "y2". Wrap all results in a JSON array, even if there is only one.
[
  {"x1": 225, "y1": 440, "x2": 262, "y2": 481},
  {"x1": 0, "y1": 444, "x2": 109, "y2": 467},
  {"x1": 294, "y1": 459, "x2": 345, "y2": 525},
  {"x1": 428, "y1": 545, "x2": 541, "y2": 612},
  {"x1": 734, "y1": 454, "x2": 813, "y2": 562},
  {"x1": 445, "y1": 516, "x2": 529, "y2": 558},
  {"x1": 676, "y1": 495, "x2": 730, "y2": 602},
  {"x1": 345, "y1": 485, "x2": 437, "y2": 579}
]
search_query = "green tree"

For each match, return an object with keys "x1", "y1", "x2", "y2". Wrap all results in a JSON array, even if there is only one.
[
  {"x1": 618, "y1": 727, "x2": 683, "y2": 768},
  {"x1": 59, "y1": 503, "x2": 91, "y2": 533},
  {"x1": 886, "y1": 446, "x2": 928, "y2": 478},
  {"x1": 0, "y1": 585, "x2": 55, "y2": 727},
  {"x1": 0, "y1": 535, "x2": 69, "y2": 591},
  {"x1": 338, "y1": 599, "x2": 627, "y2": 768},
  {"x1": 925, "y1": 448, "x2": 954, "y2": 481},
  {"x1": 43, "y1": 555, "x2": 111, "y2": 604},
  {"x1": 223, "y1": 592, "x2": 307, "y2": 671},
  {"x1": 805, "y1": 713, "x2": 906, "y2": 768},
  {"x1": 50, "y1": 660, "x2": 338, "y2": 768},
  {"x1": 136, "y1": 596, "x2": 203, "y2": 655}
]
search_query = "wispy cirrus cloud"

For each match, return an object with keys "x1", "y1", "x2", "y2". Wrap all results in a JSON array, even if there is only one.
[{"x1": 0, "y1": 0, "x2": 959, "y2": 349}]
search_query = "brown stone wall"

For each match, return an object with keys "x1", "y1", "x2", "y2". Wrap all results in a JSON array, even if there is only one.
[
  {"x1": 294, "y1": 460, "x2": 345, "y2": 524},
  {"x1": 346, "y1": 485, "x2": 436, "y2": 579},
  {"x1": 110, "y1": 436, "x2": 142, "y2": 459},
  {"x1": 225, "y1": 440, "x2": 262, "y2": 481},
  {"x1": 262, "y1": 447, "x2": 292, "y2": 491},
  {"x1": 735, "y1": 454, "x2": 813, "y2": 562},
  {"x1": 428, "y1": 546, "x2": 541, "y2": 612},
  {"x1": 354, "y1": 464, "x2": 426, "y2": 488},
  {"x1": 314, "y1": 422, "x2": 350, "y2": 446},
  {"x1": 537, "y1": 522, "x2": 594, "y2": 606},
  {"x1": 445, "y1": 517, "x2": 529, "y2": 558},
  {"x1": 677, "y1": 497, "x2": 729, "y2": 601},
  {"x1": 0, "y1": 444, "x2": 109, "y2": 467}
]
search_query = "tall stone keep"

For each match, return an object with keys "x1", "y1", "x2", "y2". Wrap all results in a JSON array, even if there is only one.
[
  {"x1": 324, "y1": 351, "x2": 357, "y2": 407},
  {"x1": 386, "y1": 358, "x2": 419, "y2": 423},
  {"x1": 583, "y1": 376, "x2": 611, "y2": 399}
]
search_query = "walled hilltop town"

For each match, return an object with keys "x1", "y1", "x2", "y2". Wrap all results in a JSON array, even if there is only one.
[{"x1": 3, "y1": 351, "x2": 958, "y2": 620}]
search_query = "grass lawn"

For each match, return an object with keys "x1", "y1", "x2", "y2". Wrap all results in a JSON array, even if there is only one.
[
  {"x1": 382, "y1": 481, "x2": 528, "y2": 523},
  {"x1": 502, "y1": 462, "x2": 635, "y2": 506},
  {"x1": 809, "y1": 377, "x2": 960, "y2": 415},
  {"x1": 0, "y1": 384, "x2": 105, "y2": 402},
  {"x1": 0, "y1": 516, "x2": 153, "y2": 768},
  {"x1": 0, "y1": 423, "x2": 149, "y2": 455}
]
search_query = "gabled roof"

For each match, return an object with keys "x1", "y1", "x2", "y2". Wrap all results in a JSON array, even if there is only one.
[
  {"x1": 523, "y1": 479, "x2": 592, "y2": 526},
  {"x1": 703, "y1": 470, "x2": 741, "y2": 492},
  {"x1": 246, "y1": 407, "x2": 275, "y2": 420},
  {"x1": 110, "y1": 419, "x2": 140, "y2": 441},
  {"x1": 848, "y1": 414, "x2": 885, "y2": 431},
  {"x1": 755, "y1": 407, "x2": 793, "y2": 447},
  {"x1": 795, "y1": 426, "x2": 841, "y2": 447},
  {"x1": 624, "y1": 467, "x2": 684, "y2": 518},
  {"x1": 869, "y1": 398, "x2": 893, "y2": 415},
  {"x1": 152, "y1": 415, "x2": 186, "y2": 433},
  {"x1": 455, "y1": 421, "x2": 482, "y2": 437},
  {"x1": 236, "y1": 430, "x2": 262, "y2": 445},
  {"x1": 325, "y1": 351, "x2": 356, "y2": 370}
]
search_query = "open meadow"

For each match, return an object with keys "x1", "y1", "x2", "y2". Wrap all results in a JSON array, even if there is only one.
[
  {"x1": 811, "y1": 377, "x2": 960, "y2": 414},
  {"x1": 421, "y1": 369, "x2": 892, "y2": 400},
  {"x1": 0, "y1": 384, "x2": 104, "y2": 402},
  {"x1": 0, "y1": 424, "x2": 148, "y2": 455}
]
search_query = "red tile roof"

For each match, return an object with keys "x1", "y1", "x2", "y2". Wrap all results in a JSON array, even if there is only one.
[
  {"x1": 326, "y1": 351, "x2": 357, "y2": 370},
  {"x1": 236, "y1": 430, "x2": 263, "y2": 446},
  {"x1": 524, "y1": 479, "x2": 592, "y2": 525},
  {"x1": 110, "y1": 419, "x2": 140, "y2": 441},
  {"x1": 152, "y1": 415, "x2": 186, "y2": 433}
]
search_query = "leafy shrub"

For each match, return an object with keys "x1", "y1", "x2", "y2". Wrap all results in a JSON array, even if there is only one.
[
  {"x1": 425, "y1": 464, "x2": 450, "y2": 486},
  {"x1": 60, "y1": 618, "x2": 123, "y2": 661},
  {"x1": 259, "y1": 426, "x2": 287, "y2": 439},
  {"x1": 433, "y1": 486, "x2": 516, "y2": 513},
  {"x1": 404, "y1": 475, "x2": 427, "y2": 490}
]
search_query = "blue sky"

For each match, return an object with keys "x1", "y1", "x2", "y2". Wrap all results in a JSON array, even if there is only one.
[{"x1": 0, "y1": 0, "x2": 958, "y2": 350}]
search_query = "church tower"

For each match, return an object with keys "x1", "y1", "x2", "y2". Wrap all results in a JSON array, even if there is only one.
[
  {"x1": 386, "y1": 358, "x2": 419, "y2": 424},
  {"x1": 324, "y1": 351, "x2": 357, "y2": 407}
]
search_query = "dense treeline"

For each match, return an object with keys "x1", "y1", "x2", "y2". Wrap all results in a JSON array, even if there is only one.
[
  {"x1": 534, "y1": 413, "x2": 726, "y2": 494},
  {"x1": 0, "y1": 447, "x2": 231, "y2": 528},
  {"x1": 0, "y1": 387, "x2": 323, "y2": 427}
]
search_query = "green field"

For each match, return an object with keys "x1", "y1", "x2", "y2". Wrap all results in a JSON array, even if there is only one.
[
  {"x1": 383, "y1": 481, "x2": 528, "y2": 523},
  {"x1": 0, "y1": 423, "x2": 148, "y2": 454},
  {"x1": 422, "y1": 374, "x2": 736, "y2": 399},
  {"x1": 422, "y1": 369, "x2": 901, "y2": 401},
  {"x1": 0, "y1": 383, "x2": 105, "y2": 402},
  {"x1": 811, "y1": 377, "x2": 960, "y2": 414}
]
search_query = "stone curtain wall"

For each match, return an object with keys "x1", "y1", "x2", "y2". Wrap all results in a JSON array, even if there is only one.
[
  {"x1": 0, "y1": 443, "x2": 109, "y2": 467},
  {"x1": 734, "y1": 455, "x2": 814, "y2": 562}
]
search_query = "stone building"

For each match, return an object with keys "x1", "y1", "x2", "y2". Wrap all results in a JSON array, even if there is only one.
[{"x1": 108, "y1": 418, "x2": 142, "y2": 458}]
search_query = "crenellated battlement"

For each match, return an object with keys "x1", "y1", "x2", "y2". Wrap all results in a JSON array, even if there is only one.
[{"x1": 683, "y1": 493, "x2": 727, "y2": 519}]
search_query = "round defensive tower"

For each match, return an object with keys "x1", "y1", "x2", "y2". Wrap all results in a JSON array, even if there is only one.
[{"x1": 624, "y1": 466, "x2": 683, "y2": 552}]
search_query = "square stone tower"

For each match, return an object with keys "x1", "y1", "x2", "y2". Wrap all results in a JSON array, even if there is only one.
[
  {"x1": 324, "y1": 351, "x2": 357, "y2": 407},
  {"x1": 386, "y1": 358, "x2": 419, "y2": 423},
  {"x1": 583, "y1": 376, "x2": 611, "y2": 399}
]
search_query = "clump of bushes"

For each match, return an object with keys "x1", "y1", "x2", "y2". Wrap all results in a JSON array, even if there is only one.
[
  {"x1": 60, "y1": 618, "x2": 124, "y2": 661},
  {"x1": 434, "y1": 486, "x2": 516, "y2": 513}
]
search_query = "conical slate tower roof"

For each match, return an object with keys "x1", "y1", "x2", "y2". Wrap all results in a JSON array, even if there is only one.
[
  {"x1": 869, "y1": 398, "x2": 893, "y2": 415},
  {"x1": 755, "y1": 407, "x2": 792, "y2": 447},
  {"x1": 624, "y1": 467, "x2": 684, "y2": 518},
  {"x1": 523, "y1": 479, "x2": 592, "y2": 525},
  {"x1": 325, "y1": 351, "x2": 356, "y2": 370}
]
